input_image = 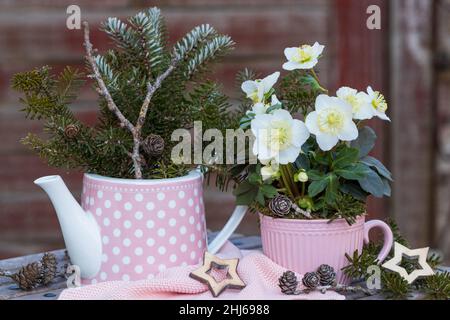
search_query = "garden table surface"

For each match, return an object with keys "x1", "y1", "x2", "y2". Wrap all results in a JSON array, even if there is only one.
[{"x1": 0, "y1": 233, "x2": 448, "y2": 300}]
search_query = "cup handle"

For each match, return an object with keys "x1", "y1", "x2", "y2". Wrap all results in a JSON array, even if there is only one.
[
  {"x1": 207, "y1": 205, "x2": 248, "y2": 254},
  {"x1": 363, "y1": 219, "x2": 394, "y2": 263}
]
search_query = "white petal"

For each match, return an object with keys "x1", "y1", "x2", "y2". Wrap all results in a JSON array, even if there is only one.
[
  {"x1": 336, "y1": 86, "x2": 357, "y2": 99},
  {"x1": 271, "y1": 94, "x2": 281, "y2": 106},
  {"x1": 278, "y1": 146, "x2": 301, "y2": 165},
  {"x1": 252, "y1": 103, "x2": 267, "y2": 115},
  {"x1": 315, "y1": 94, "x2": 332, "y2": 112},
  {"x1": 284, "y1": 47, "x2": 298, "y2": 61},
  {"x1": 291, "y1": 120, "x2": 310, "y2": 147},
  {"x1": 255, "y1": 141, "x2": 275, "y2": 162},
  {"x1": 337, "y1": 120, "x2": 359, "y2": 141},
  {"x1": 282, "y1": 61, "x2": 301, "y2": 71},
  {"x1": 353, "y1": 103, "x2": 374, "y2": 120},
  {"x1": 333, "y1": 97, "x2": 353, "y2": 116},
  {"x1": 299, "y1": 59, "x2": 318, "y2": 69},
  {"x1": 262, "y1": 72, "x2": 280, "y2": 92},
  {"x1": 241, "y1": 80, "x2": 257, "y2": 96},
  {"x1": 367, "y1": 86, "x2": 374, "y2": 96},
  {"x1": 373, "y1": 110, "x2": 391, "y2": 121},
  {"x1": 312, "y1": 42, "x2": 325, "y2": 56},
  {"x1": 251, "y1": 114, "x2": 272, "y2": 132},
  {"x1": 316, "y1": 133, "x2": 339, "y2": 151},
  {"x1": 305, "y1": 111, "x2": 320, "y2": 135},
  {"x1": 272, "y1": 109, "x2": 292, "y2": 121}
]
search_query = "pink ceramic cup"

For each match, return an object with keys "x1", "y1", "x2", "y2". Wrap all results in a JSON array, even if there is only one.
[
  {"x1": 81, "y1": 171, "x2": 208, "y2": 284},
  {"x1": 259, "y1": 214, "x2": 393, "y2": 284}
]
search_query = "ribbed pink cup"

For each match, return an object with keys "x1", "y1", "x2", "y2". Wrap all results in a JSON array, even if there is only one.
[{"x1": 259, "y1": 214, "x2": 393, "y2": 284}]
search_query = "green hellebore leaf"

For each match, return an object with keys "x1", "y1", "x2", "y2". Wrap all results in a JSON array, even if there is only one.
[
  {"x1": 308, "y1": 178, "x2": 329, "y2": 197},
  {"x1": 360, "y1": 156, "x2": 393, "y2": 181},
  {"x1": 381, "y1": 177, "x2": 391, "y2": 196},
  {"x1": 266, "y1": 103, "x2": 282, "y2": 114},
  {"x1": 260, "y1": 184, "x2": 278, "y2": 198},
  {"x1": 294, "y1": 153, "x2": 310, "y2": 171},
  {"x1": 340, "y1": 182, "x2": 368, "y2": 201},
  {"x1": 334, "y1": 163, "x2": 367, "y2": 180},
  {"x1": 324, "y1": 174, "x2": 339, "y2": 205},
  {"x1": 333, "y1": 147, "x2": 360, "y2": 169},
  {"x1": 306, "y1": 169, "x2": 324, "y2": 181},
  {"x1": 350, "y1": 126, "x2": 377, "y2": 158},
  {"x1": 357, "y1": 167, "x2": 385, "y2": 198},
  {"x1": 300, "y1": 74, "x2": 321, "y2": 91}
]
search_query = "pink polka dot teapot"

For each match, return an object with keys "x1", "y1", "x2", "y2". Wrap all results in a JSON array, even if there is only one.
[{"x1": 34, "y1": 170, "x2": 247, "y2": 283}]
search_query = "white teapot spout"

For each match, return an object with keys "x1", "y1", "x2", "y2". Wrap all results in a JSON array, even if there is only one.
[{"x1": 34, "y1": 175, "x2": 102, "y2": 278}]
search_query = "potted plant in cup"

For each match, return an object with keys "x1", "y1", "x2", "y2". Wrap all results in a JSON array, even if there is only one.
[
  {"x1": 11, "y1": 7, "x2": 245, "y2": 284},
  {"x1": 222, "y1": 43, "x2": 394, "y2": 284}
]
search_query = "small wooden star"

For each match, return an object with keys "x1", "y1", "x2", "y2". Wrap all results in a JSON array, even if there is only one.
[
  {"x1": 382, "y1": 242, "x2": 434, "y2": 284},
  {"x1": 189, "y1": 251, "x2": 246, "y2": 297}
]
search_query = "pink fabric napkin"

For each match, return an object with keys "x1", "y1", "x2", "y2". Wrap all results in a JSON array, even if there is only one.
[{"x1": 59, "y1": 242, "x2": 344, "y2": 300}]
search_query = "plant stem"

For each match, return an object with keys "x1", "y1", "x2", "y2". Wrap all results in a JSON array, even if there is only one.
[
  {"x1": 279, "y1": 164, "x2": 300, "y2": 198},
  {"x1": 311, "y1": 69, "x2": 328, "y2": 93}
]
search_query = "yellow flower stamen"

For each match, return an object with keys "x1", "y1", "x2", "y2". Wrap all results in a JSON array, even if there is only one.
[
  {"x1": 293, "y1": 46, "x2": 313, "y2": 64},
  {"x1": 371, "y1": 92, "x2": 388, "y2": 113},
  {"x1": 317, "y1": 109, "x2": 345, "y2": 135},
  {"x1": 269, "y1": 121, "x2": 291, "y2": 151}
]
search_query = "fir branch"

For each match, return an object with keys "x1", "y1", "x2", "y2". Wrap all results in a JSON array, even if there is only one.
[
  {"x1": 184, "y1": 35, "x2": 234, "y2": 79},
  {"x1": 381, "y1": 272, "x2": 411, "y2": 299},
  {"x1": 172, "y1": 24, "x2": 217, "y2": 61},
  {"x1": 101, "y1": 17, "x2": 139, "y2": 54},
  {"x1": 83, "y1": 21, "x2": 135, "y2": 133},
  {"x1": 423, "y1": 271, "x2": 450, "y2": 300}
]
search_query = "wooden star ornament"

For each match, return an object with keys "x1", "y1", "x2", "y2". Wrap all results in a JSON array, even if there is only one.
[
  {"x1": 189, "y1": 251, "x2": 246, "y2": 297},
  {"x1": 382, "y1": 242, "x2": 434, "y2": 284}
]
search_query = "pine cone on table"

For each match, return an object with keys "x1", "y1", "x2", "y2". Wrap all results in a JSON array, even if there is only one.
[
  {"x1": 268, "y1": 195, "x2": 292, "y2": 217},
  {"x1": 317, "y1": 264, "x2": 336, "y2": 286},
  {"x1": 11, "y1": 262, "x2": 42, "y2": 290},
  {"x1": 278, "y1": 271, "x2": 299, "y2": 295},
  {"x1": 40, "y1": 252, "x2": 57, "y2": 285},
  {"x1": 302, "y1": 272, "x2": 320, "y2": 289},
  {"x1": 142, "y1": 134, "x2": 165, "y2": 157}
]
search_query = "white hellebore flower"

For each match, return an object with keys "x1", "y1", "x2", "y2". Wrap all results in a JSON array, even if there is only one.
[
  {"x1": 305, "y1": 94, "x2": 358, "y2": 151},
  {"x1": 283, "y1": 42, "x2": 325, "y2": 70},
  {"x1": 247, "y1": 95, "x2": 281, "y2": 116},
  {"x1": 367, "y1": 86, "x2": 390, "y2": 121},
  {"x1": 251, "y1": 109, "x2": 310, "y2": 165},
  {"x1": 336, "y1": 86, "x2": 373, "y2": 120},
  {"x1": 241, "y1": 72, "x2": 280, "y2": 103},
  {"x1": 260, "y1": 160, "x2": 279, "y2": 181}
]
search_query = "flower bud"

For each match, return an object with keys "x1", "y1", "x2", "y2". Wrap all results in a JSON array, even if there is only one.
[
  {"x1": 298, "y1": 197, "x2": 314, "y2": 211},
  {"x1": 294, "y1": 169, "x2": 308, "y2": 183}
]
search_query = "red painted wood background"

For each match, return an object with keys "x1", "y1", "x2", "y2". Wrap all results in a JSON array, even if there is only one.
[{"x1": 0, "y1": 0, "x2": 448, "y2": 263}]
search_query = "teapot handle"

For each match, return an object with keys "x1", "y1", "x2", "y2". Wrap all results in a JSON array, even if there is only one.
[{"x1": 207, "y1": 205, "x2": 248, "y2": 254}]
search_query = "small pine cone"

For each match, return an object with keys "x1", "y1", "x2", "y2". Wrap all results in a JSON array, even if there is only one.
[
  {"x1": 278, "y1": 271, "x2": 298, "y2": 295},
  {"x1": 64, "y1": 124, "x2": 79, "y2": 139},
  {"x1": 142, "y1": 134, "x2": 165, "y2": 157},
  {"x1": 268, "y1": 195, "x2": 292, "y2": 217},
  {"x1": 40, "y1": 252, "x2": 57, "y2": 285},
  {"x1": 302, "y1": 272, "x2": 320, "y2": 289},
  {"x1": 11, "y1": 262, "x2": 42, "y2": 290},
  {"x1": 317, "y1": 264, "x2": 336, "y2": 286}
]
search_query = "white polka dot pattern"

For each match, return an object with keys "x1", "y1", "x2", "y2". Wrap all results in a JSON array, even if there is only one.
[{"x1": 81, "y1": 173, "x2": 207, "y2": 283}]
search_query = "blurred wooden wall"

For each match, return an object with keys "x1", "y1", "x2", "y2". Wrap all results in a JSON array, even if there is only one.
[{"x1": 0, "y1": 0, "x2": 448, "y2": 262}]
